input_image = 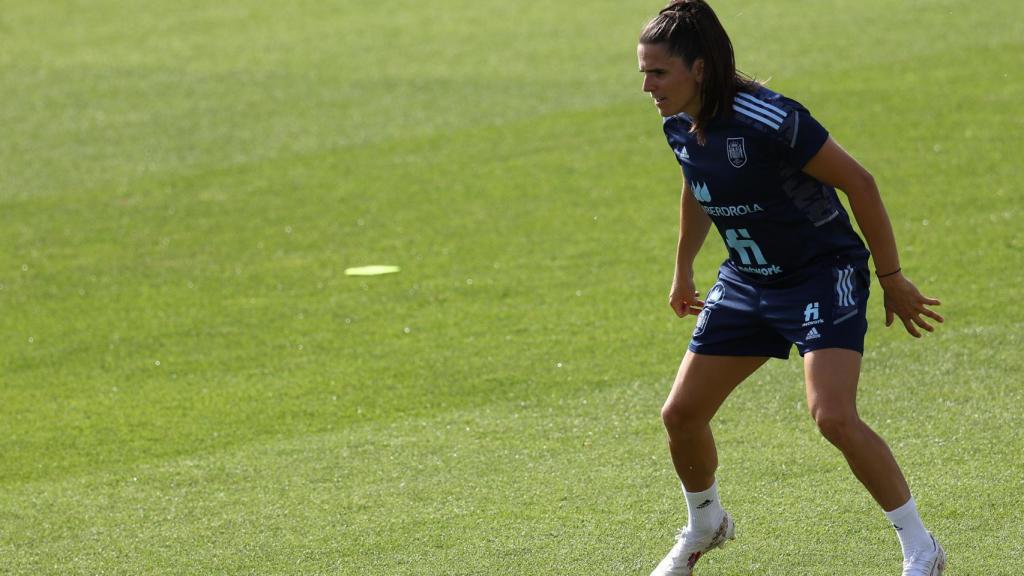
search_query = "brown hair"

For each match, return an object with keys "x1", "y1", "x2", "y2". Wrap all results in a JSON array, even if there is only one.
[{"x1": 639, "y1": 0, "x2": 758, "y2": 144}]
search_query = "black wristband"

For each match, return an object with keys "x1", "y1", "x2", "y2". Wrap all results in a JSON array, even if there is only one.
[{"x1": 876, "y1": 267, "x2": 901, "y2": 279}]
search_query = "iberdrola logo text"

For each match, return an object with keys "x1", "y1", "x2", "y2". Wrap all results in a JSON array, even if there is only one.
[
  {"x1": 703, "y1": 204, "x2": 765, "y2": 217},
  {"x1": 691, "y1": 180, "x2": 765, "y2": 217}
]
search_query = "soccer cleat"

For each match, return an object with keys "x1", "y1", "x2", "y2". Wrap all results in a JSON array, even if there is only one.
[
  {"x1": 902, "y1": 534, "x2": 946, "y2": 576},
  {"x1": 650, "y1": 512, "x2": 735, "y2": 576}
]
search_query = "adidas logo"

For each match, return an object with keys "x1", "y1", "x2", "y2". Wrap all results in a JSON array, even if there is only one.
[
  {"x1": 696, "y1": 499, "x2": 713, "y2": 509},
  {"x1": 679, "y1": 146, "x2": 689, "y2": 160},
  {"x1": 805, "y1": 327, "x2": 822, "y2": 340}
]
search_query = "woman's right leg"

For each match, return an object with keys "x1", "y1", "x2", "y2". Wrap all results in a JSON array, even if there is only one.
[
  {"x1": 661, "y1": 351, "x2": 770, "y2": 491},
  {"x1": 650, "y1": 352, "x2": 771, "y2": 576}
]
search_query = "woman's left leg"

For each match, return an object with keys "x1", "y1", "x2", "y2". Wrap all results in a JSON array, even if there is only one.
[
  {"x1": 804, "y1": 348, "x2": 946, "y2": 573},
  {"x1": 802, "y1": 347, "x2": 909, "y2": 510}
]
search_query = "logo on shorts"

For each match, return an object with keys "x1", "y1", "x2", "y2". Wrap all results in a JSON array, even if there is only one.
[
  {"x1": 693, "y1": 282, "x2": 724, "y2": 338},
  {"x1": 693, "y1": 309, "x2": 710, "y2": 338},
  {"x1": 705, "y1": 282, "x2": 725, "y2": 307},
  {"x1": 726, "y1": 137, "x2": 747, "y2": 168},
  {"x1": 802, "y1": 302, "x2": 823, "y2": 327},
  {"x1": 805, "y1": 327, "x2": 822, "y2": 341}
]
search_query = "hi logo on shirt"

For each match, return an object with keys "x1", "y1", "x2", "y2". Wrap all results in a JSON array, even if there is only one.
[
  {"x1": 692, "y1": 180, "x2": 711, "y2": 203},
  {"x1": 724, "y1": 228, "x2": 766, "y2": 265}
]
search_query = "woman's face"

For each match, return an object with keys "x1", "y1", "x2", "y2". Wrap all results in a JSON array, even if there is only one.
[{"x1": 637, "y1": 42, "x2": 704, "y2": 118}]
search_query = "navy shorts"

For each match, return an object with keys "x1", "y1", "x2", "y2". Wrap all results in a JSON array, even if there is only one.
[{"x1": 689, "y1": 259, "x2": 870, "y2": 359}]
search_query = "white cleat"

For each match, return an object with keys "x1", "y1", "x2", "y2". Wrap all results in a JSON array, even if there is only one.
[
  {"x1": 650, "y1": 512, "x2": 735, "y2": 576},
  {"x1": 902, "y1": 534, "x2": 947, "y2": 576}
]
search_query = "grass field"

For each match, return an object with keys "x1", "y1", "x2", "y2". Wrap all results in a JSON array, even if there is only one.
[{"x1": 2, "y1": 1, "x2": 1022, "y2": 574}]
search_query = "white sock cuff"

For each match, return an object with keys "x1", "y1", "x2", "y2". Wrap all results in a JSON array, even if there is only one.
[
  {"x1": 884, "y1": 496, "x2": 917, "y2": 524},
  {"x1": 683, "y1": 480, "x2": 719, "y2": 501},
  {"x1": 683, "y1": 480, "x2": 723, "y2": 532},
  {"x1": 883, "y1": 496, "x2": 932, "y2": 558}
]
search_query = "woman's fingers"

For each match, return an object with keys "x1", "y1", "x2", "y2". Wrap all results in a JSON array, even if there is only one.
[
  {"x1": 921, "y1": 307, "x2": 945, "y2": 323},
  {"x1": 901, "y1": 316, "x2": 921, "y2": 338},
  {"x1": 883, "y1": 281, "x2": 942, "y2": 337},
  {"x1": 911, "y1": 314, "x2": 935, "y2": 333},
  {"x1": 671, "y1": 301, "x2": 687, "y2": 317}
]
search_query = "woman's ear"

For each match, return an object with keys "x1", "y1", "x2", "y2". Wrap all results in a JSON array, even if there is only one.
[{"x1": 692, "y1": 58, "x2": 705, "y2": 83}]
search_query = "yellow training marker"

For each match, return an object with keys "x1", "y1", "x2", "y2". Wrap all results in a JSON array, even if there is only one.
[{"x1": 344, "y1": 265, "x2": 401, "y2": 276}]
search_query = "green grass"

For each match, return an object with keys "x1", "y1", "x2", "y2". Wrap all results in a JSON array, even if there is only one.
[{"x1": 2, "y1": 0, "x2": 1022, "y2": 573}]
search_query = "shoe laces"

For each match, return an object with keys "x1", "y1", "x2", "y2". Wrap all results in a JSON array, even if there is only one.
[
  {"x1": 667, "y1": 527, "x2": 692, "y2": 559},
  {"x1": 670, "y1": 527, "x2": 710, "y2": 555},
  {"x1": 901, "y1": 543, "x2": 937, "y2": 576},
  {"x1": 902, "y1": 560, "x2": 933, "y2": 576}
]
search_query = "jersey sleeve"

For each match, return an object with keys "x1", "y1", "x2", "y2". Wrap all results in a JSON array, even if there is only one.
[
  {"x1": 773, "y1": 101, "x2": 829, "y2": 169},
  {"x1": 663, "y1": 115, "x2": 693, "y2": 166}
]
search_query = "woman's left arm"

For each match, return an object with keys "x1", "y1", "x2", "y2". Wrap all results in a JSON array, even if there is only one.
[{"x1": 803, "y1": 137, "x2": 944, "y2": 337}]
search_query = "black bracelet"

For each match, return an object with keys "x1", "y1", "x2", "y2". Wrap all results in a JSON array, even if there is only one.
[{"x1": 876, "y1": 267, "x2": 901, "y2": 279}]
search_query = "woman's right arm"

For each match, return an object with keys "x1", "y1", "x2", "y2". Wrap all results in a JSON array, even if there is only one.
[{"x1": 670, "y1": 175, "x2": 713, "y2": 317}]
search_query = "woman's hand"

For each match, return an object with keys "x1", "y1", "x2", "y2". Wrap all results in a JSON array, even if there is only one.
[
  {"x1": 878, "y1": 272, "x2": 944, "y2": 337},
  {"x1": 669, "y1": 270, "x2": 705, "y2": 317}
]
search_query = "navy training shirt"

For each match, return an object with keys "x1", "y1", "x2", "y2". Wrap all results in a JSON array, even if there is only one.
[{"x1": 663, "y1": 86, "x2": 869, "y2": 284}]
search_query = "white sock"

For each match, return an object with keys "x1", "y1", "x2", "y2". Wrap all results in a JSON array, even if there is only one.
[
  {"x1": 884, "y1": 497, "x2": 933, "y2": 559},
  {"x1": 683, "y1": 480, "x2": 725, "y2": 533}
]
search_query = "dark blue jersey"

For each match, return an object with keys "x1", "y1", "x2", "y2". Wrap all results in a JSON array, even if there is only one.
[{"x1": 663, "y1": 86, "x2": 869, "y2": 284}]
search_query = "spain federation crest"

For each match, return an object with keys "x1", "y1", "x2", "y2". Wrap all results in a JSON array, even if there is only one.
[{"x1": 726, "y1": 137, "x2": 747, "y2": 168}]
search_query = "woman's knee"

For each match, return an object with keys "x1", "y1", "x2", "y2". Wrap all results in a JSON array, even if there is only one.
[
  {"x1": 810, "y1": 405, "x2": 861, "y2": 446},
  {"x1": 661, "y1": 399, "x2": 710, "y2": 434}
]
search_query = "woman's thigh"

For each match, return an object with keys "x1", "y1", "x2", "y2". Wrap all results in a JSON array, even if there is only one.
[
  {"x1": 803, "y1": 347, "x2": 862, "y2": 418},
  {"x1": 664, "y1": 351, "x2": 770, "y2": 424}
]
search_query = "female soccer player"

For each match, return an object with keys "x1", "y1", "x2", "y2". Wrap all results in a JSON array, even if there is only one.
[{"x1": 636, "y1": 2, "x2": 946, "y2": 575}]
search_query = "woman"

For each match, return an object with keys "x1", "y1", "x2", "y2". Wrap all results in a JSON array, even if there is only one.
[{"x1": 636, "y1": 2, "x2": 946, "y2": 575}]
